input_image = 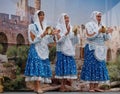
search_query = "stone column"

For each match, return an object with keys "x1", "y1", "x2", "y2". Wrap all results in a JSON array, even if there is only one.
[
  {"x1": 35, "y1": 0, "x2": 41, "y2": 11},
  {"x1": 22, "y1": 0, "x2": 28, "y2": 22}
]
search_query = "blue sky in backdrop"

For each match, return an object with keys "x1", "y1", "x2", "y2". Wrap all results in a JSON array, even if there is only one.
[{"x1": 0, "y1": 0, "x2": 120, "y2": 26}]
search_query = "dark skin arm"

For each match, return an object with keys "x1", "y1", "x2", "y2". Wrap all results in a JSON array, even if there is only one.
[{"x1": 30, "y1": 31, "x2": 35, "y2": 41}]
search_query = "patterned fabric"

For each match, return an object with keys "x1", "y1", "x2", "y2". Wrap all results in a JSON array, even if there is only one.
[
  {"x1": 55, "y1": 52, "x2": 77, "y2": 79},
  {"x1": 80, "y1": 44, "x2": 109, "y2": 83},
  {"x1": 24, "y1": 44, "x2": 52, "y2": 82}
]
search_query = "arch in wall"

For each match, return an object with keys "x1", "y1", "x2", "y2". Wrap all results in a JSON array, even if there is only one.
[
  {"x1": 0, "y1": 32, "x2": 8, "y2": 54},
  {"x1": 116, "y1": 48, "x2": 120, "y2": 56},
  {"x1": 16, "y1": 33, "x2": 25, "y2": 46}
]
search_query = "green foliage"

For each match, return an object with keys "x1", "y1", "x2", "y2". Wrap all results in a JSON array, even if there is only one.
[
  {"x1": 17, "y1": 45, "x2": 29, "y2": 63},
  {"x1": 3, "y1": 63, "x2": 13, "y2": 68},
  {"x1": 6, "y1": 45, "x2": 17, "y2": 57},
  {"x1": 15, "y1": 65, "x2": 21, "y2": 75},
  {"x1": 107, "y1": 55, "x2": 120, "y2": 81},
  {"x1": 6, "y1": 45, "x2": 29, "y2": 73},
  {"x1": 116, "y1": 55, "x2": 120, "y2": 70},
  {"x1": 6, "y1": 45, "x2": 29, "y2": 62},
  {"x1": 99, "y1": 84, "x2": 110, "y2": 90},
  {"x1": 107, "y1": 63, "x2": 118, "y2": 81},
  {"x1": 49, "y1": 45, "x2": 56, "y2": 62},
  {"x1": 16, "y1": 45, "x2": 29, "y2": 69},
  {"x1": 3, "y1": 76, "x2": 26, "y2": 90},
  {"x1": 0, "y1": 44, "x2": 3, "y2": 54},
  {"x1": 3, "y1": 45, "x2": 29, "y2": 90}
]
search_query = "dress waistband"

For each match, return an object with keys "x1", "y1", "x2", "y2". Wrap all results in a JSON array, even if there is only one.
[{"x1": 86, "y1": 40, "x2": 104, "y2": 46}]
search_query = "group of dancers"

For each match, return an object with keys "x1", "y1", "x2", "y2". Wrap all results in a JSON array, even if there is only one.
[{"x1": 24, "y1": 10, "x2": 113, "y2": 93}]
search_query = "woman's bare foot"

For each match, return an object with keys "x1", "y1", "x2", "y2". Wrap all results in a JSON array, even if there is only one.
[
  {"x1": 94, "y1": 88, "x2": 104, "y2": 92},
  {"x1": 59, "y1": 85, "x2": 69, "y2": 92},
  {"x1": 34, "y1": 88, "x2": 43, "y2": 94},
  {"x1": 36, "y1": 89, "x2": 43, "y2": 94},
  {"x1": 59, "y1": 86, "x2": 66, "y2": 92},
  {"x1": 89, "y1": 89, "x2": 95, "y2": 92}
]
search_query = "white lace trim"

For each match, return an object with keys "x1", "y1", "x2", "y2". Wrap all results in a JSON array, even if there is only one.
[
  {"x1": 55, "y1": 75, "x2": 77, "y2": 79},
  {"x1": 25, "y1": 76, "x2": 51, "y2": 83},
  {"x1": 80, "y1": 80, "x2": 110, "y2": 84}
]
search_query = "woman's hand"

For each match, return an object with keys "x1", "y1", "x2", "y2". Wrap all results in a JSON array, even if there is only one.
[
  {"x1": 106, "y1": 27, "x2": 113, "y2": 34},
  {"x1": 65, "y1": 25, "x2": 70, "y2": 36},
  {"x1": 52, "y1": 29, "x2": 60, "y2": 35},
  {"x1": 41, "y1": 30, "x2": 48, "y2": 38},
  {"x1": 65, "y1": 31, "x2": 69, "y2": 36}
]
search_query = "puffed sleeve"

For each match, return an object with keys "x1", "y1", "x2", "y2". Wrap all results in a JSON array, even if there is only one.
[
  {"x1": 86, "y1": 22, "x2": 99, "y2": 39},
  {"x1": 28, "y1": 24, "x2": 42, "y2": 44}
]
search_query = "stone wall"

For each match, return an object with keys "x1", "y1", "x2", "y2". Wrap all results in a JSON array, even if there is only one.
[{"x1": 0, "y1": 13, "x2": 29, "y2": 45}]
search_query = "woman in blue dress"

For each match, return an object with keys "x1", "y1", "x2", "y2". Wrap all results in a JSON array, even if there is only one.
[
  {"x1": 55, "y1": 13, "x2": 79, "y2": 91},
  {"x1": 80, "y1": 11, "x2": 113, "y2": 92},
  {"x1": 24, "y1": 10, "x2": 55, "y2": 93}
]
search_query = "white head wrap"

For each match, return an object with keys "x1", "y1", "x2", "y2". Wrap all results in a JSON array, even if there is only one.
[
  {"x1": 85, "y1": 11, "x2": 102, "y2": 37},
  {"x1": 28, "y1": 10, "x2": 47, "y2": 43},
  {"x1": 33, "y1": 10, "x2": 47, "y2": 35},
  {"x1": 56, "y1": 13, "x2": 75, "y2": 56},
  {"x1": 90, "y1": 11, "x2": 102, "y2": 24},
  {"x1": 56, "y1": 13, "x2": 71, "y2": 34}
]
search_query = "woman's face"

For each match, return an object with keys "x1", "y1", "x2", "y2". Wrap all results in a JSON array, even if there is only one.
[
  {"x1": 96, "y1": 13, "x2": 102, "y2": 24},
  {"x1": 38, "y1": 12, "x2": 45, "y2": 22},
  {"x1": 64, "y1": 15, "x2": 69, "y2": 25}
]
